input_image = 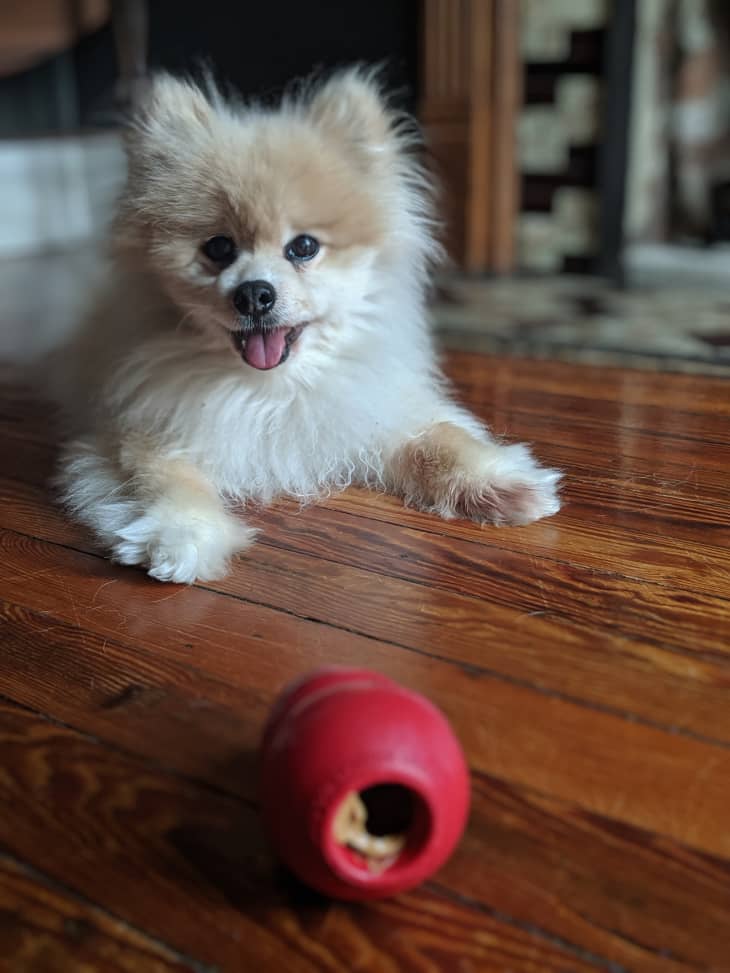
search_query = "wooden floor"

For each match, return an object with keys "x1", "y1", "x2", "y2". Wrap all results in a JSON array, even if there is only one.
[{"x1": 1, "y1": 351, "x2": 730, "y2": 973}]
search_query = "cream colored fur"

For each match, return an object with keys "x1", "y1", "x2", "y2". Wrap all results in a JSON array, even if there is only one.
[{"x1": 56, "y1": 68, "x2": 560, "y2": 583}]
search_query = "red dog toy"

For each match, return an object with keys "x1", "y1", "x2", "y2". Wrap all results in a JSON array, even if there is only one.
[{"x1": 260, "y1": 667, "x2": 470, "y2": 900}]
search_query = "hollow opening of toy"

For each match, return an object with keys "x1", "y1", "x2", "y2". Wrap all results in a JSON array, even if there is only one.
[{"x1": 331, "y1": 784, "x2": 417, "y2": 874}]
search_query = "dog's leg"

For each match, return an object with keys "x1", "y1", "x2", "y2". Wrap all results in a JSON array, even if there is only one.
[
  {"x1": 58, "y1": 440, "x2": 255, "y2": 583},
  {"x1": 385, "y1": 421, "x2": 561, "y2": 526}
]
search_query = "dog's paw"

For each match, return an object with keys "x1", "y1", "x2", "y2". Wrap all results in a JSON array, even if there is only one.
[
  {"x1": 112, "y1": 505, "x2": 255, "y2": 583},
  {"x1": 462, "y1": 443, "x2": 561, "y2": 526},
  {"x1": 395, "y1": 425, "x2": 562, "y2": 528}
]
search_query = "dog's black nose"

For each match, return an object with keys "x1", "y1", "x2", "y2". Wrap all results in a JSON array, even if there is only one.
[{"x1": 234, "y1": 280, "x2": 277, "y2": 316}]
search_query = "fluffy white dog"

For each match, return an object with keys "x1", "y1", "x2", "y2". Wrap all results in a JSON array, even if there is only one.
[{"x1": 57, "y1": 69, "x2": 560, "y2": 583}]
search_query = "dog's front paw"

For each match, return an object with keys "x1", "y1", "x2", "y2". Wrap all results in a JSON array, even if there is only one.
[
  {"x1": 112, "y1": 505, "x2": 255, "y2": 583},
  {"x1": 393, "y1": 425, "x2": 561, "y2": 528},
  {"x1": 465, "y1": 443, "x2": 561, "y2": 526}
]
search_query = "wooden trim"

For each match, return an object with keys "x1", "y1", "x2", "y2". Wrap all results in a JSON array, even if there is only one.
[
  {"x1": 420, "y1": 0, "x2": 471, "y2": 111},
  {"x1": 489, "y1": 0, "x2": 521, "y2": 273},
  {"x1": 420, "y1": 0, "x2": 522, "y2": 273},
  {"x1": 420, "y1": 0, "x2": 472, "y2": 263},
  {"x1": 464, "y1": 0, "x2": 493, "y2": 272}
]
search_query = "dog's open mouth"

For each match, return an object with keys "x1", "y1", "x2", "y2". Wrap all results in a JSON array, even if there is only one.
[{"x1": 232, "y1": 325, "x2": 303, "y2": 370}]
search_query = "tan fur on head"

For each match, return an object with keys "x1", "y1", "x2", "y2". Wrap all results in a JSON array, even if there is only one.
[{"x1": 116, "y1": 69, "x2": 424, "y2": 251}]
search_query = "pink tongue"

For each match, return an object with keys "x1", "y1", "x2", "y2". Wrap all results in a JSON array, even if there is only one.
[{"x1": 243, "y1": 329, "x2": 287, "y2": 370}]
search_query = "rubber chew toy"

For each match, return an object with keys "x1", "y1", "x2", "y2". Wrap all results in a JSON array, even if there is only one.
[{"x1": 260, "y1": 667, "x2": 470, "y2": 900}]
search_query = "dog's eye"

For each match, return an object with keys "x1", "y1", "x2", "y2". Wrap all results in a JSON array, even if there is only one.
[
  {"x1": 285, "y1": 235, "x2": 319, "y2": 262},
  {"x1": 202, "y1": 235, "x2": 237, "y2": 267}
]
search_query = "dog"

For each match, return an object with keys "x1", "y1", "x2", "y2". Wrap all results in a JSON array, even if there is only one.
[{"x1": 56, "y1": 67, "x2": 560, "y2": 583}]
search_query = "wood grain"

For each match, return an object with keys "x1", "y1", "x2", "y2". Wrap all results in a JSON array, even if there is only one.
[
  {"x1": 2, "y1": 351, "x2": 730, "y2": 971},
  {"x1": 0, "y1": 701, "x2": 613, "y2": 973},
  {"x1": 324, "y1": 490, "x2": 730, "y2": 597},
  {"x1": 0, "y1": 854, "x2": 193, "y2": 973}
]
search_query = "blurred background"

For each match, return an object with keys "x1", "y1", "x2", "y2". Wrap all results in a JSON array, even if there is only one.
[{"x1": 1, "y1": 0, "x2": 729, "y2": 373}]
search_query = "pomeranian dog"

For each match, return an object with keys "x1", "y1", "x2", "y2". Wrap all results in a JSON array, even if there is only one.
[{"x1": 57, "y1": 68, "x2": 560, "y2": 583}]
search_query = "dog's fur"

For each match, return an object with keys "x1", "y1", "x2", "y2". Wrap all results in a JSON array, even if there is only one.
[{"x1": 56, "y1": 68, "x2": 560, "y2": 583}]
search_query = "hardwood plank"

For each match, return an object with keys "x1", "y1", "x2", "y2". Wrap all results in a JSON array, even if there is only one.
[
  {"x1": 0, "y1": 712, "x2": 311, "y2": 973},
  {"x1": 0, "y1": 854, "x2": 196, "y2": 973},
  {"x1": 242, "y1": 527, "x2": 730, "y2": 742},
  {"x1": 499, "y1": 410, "x2": 730, "y2": 486},
  {"x1": 443, "y1": 774, "x2": 730, "y2": 972},
  {"x1": 1, "y1": 597, "x2": 268, "y2": 775},
  {"x1": 2, "y1": 530, "x2": 730, "y2": 866},
  {"x1": 2, "y1": 599, "x2": 726, "y2": 971},
  {"x1": 443, "y1": 353, "x2": 730, "y2": 414},
  {"x1": 325, "y1": 489, "x2": 730, "y2": 598},
  {"x1": 506, "y1": 432, "x2": 730, "y2": 501},
  {"x1": 0, "y1": 701, "x2": 612, "y2": 973},
  {"x1": 249, "y1": 505, "x2": 730, "y2": 660},
  {"x1": 479, "y1": 388, "x2": 730, "y2": 438}
]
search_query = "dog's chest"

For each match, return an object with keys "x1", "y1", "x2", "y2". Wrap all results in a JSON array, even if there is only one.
[{"x1": 198, "y1": 378, "x2": 393, "y2": 500}]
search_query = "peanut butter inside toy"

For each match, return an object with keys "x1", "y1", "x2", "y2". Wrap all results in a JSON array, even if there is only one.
[{"x1": 332, "y1": 784, "x2": 414, "y2": 873}]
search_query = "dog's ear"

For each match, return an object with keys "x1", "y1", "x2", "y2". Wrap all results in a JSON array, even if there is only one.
[
  {"x1": 125, "y1": 73, "x2": 215, "y2": 160},
  {"x1": 305, "y1": 68, "x2": 398, "y2": 159}
]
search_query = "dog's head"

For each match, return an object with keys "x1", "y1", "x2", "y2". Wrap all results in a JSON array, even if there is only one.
[{"x1": 116, "y1": 69, "x2": 437, "y2": 376}]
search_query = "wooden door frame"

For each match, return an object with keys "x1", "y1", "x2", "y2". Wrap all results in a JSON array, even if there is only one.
[{"x1": 419, "y1": 0, "x2": 522, "y2": 273}]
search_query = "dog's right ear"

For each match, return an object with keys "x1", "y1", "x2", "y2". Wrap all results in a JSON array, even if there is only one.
[
  {"x1": 125, "y1": 73, "x2": 215, "y2": 161},
  {"x1": 304, "y1": 67, "x2": 398, "y2": 162}
]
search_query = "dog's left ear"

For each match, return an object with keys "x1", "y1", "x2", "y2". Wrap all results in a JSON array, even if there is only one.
[
  {"x1": 125, "y1": 73, "x2": 215, "y2": 163},
  {"x1": 305, "y1": 68, "x2": 400, "y2": 161}
]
